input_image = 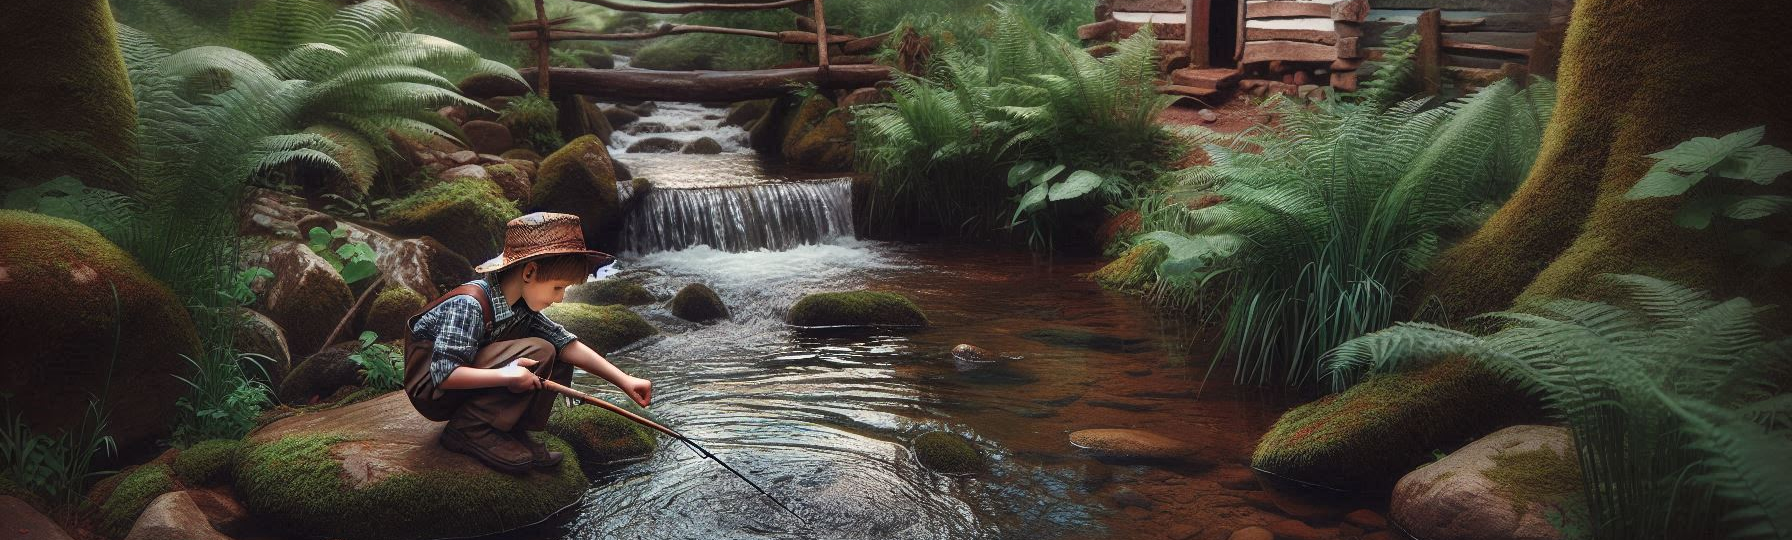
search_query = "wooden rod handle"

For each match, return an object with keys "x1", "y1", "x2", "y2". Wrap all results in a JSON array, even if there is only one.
[{"x1": 539, "y1": 378, "x2": 680, "y2": 439}]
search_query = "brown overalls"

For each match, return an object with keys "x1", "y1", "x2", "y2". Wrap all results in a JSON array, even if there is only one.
[{"x1": 402, "y1": 283, "x2": 575, "y2": 433}]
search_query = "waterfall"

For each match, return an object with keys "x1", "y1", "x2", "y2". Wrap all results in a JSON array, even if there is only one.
[{"x1": 619, "y1": 179, "x2": 855, "y2": 254}]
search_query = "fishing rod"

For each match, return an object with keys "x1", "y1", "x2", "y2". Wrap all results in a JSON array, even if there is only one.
[{"x1": 535, "y1": 377, "x2": 807, "y2": 523}]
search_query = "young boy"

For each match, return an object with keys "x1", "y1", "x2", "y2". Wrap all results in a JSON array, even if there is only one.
[{"x1": 402, "y1": 212, "x2": 653, "y2": 474}]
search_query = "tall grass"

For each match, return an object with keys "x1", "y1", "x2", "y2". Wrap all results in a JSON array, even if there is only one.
[
  {"x1": 1326, "y1": 274, "x2": 1792, "y2": 540},
  {"x1": 853, "y1": 5, "x2": 1173, "y2": 241},
  {"x1": 1131, "y1": 73, "x2": 1556, "y2": 386}
]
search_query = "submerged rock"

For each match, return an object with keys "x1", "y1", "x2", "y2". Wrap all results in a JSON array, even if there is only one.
[
  {"x1": 626, "y1": 136, "x2": 683, "y2": 153},
  {"x1": 668, "y1": 283, "x2": 728, "y2": 322},
  {"x1": 0, "y1": 211, "x2": 200, "y2": 454},
  {"x1": 1068, "y1": 428, "x2": 1196, "y2": 461},
  {"x1": 913, "y1": 431, "x2": 983, "y2": 474},
  {"x1": 236, "y1": 392, "x2": 586, "y2": 540},
  {"x1": 543, "y1": 303, "x2": 657, "y2": 353},
  {"x1": 567, "y1": 278, "x2": 655, "y2": 306},
  {"x1": 545, "y1": 401, "x2": 657, "y2": 467},
  {"x1": 682, "y1": 136, "x2": 725, "y2": 154},
  {"x1": 1251, "y1": 359, "x2": 1534, "y2": 490},
  {"x1": 1391, "y1": 425, "x2": 1584, "y2": 540},
  {"x1": 1019, "y1": 328, "x2": 1152, "y2": 353},
  {"x1": 786, "y1": 290, "x2": 928, "y2": 328}
]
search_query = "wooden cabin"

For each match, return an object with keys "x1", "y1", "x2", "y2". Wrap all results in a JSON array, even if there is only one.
[{"x1": 1079, "y1": 0, "x2": 1570, "y2": 101}]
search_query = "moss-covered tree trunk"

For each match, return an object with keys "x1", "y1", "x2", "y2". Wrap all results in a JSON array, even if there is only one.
[
  {"x1": 1421, "y1": 0, "x2": 1792, "y2": 319},
  {"x1": 0, "y1": 0, "x2": 138, "y2": 193}
]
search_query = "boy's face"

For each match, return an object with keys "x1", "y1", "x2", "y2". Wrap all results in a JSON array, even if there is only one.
[{"x1": 519, "y1": 264, "x2": 584, "y2": 311}]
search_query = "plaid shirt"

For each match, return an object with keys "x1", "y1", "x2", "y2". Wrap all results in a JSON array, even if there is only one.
[{"x1": 412, "y1": 279, "x2": 579, "y2": 388}]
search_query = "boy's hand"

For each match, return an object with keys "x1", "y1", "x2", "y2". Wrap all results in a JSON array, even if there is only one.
[
  {"x1": 619, "y1": 375, "x2": 652, "y2": 407},
  {"x1": 500, "y1": 358, "x2": 543, "y2": 393}
]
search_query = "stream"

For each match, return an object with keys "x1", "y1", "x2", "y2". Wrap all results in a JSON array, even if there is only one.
[{"x1": 489, "y1": 95, "x2": 1308, "y2": 540}]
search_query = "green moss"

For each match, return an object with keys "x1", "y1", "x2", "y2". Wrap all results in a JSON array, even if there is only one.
[
  {"x1": 98, "y1": 464, "x2": 177, "y2": 537},
  {"x1": 913, "y1": 431, "x2": 982, "y2": 475},
  {"x1": 173, "y1": 438, "x2": 242, "y2": 487},
  {"x1": 383, "y1": 179, "x2": 518, "y2": 261},
  {"x1": 500, "y1": 148, "x2": 544, "y2": 162},
  {"x1": 1251, "y1": 359, "x2": 1532, "y2": 490},
  {"x1": 533, "y1": 135, "x2": 621, "y2": 250},
  {"x1": 542, "y1": 303, "x2": 656, "y2": 353},
  {"x1": 364, "y1": 286, "x2": 425, "y2": 341},
  {"x1": 0, "y1": 211, "x2": 199, "y2": 453},
  {"x1": 1484, "y1": 445, "x2": 1583, "y2": 520},
  {"x1": 786, "y1": 291, "x2": 928, "y2": 328},
  {"x1": 567, "y1": 279, "x2": 654, "y2": 306},
  {"x1": 483, "y1": 163, "x2": 529, "y2": 203},
  {"x1": 780, "y1": 94, "x2": 835, "y2": 155},
  {"x1": 500, "y1": 93, "x2": 564, "y2": 155},
  {"x1": 668, "y1": 283, "x2": 728, "y2": 322},
  {"x1": 233, "y1": 434, "x2": 586, "y2": 540},
  {"x1": 1089, "y1": 241, "x2": 1166, "y2": 292},
  {"x1": 0, "y1": 0, "x2": 138, "y2": 193},
  {"x1": 545, "y1": 401, "x2": 656, "y2": 467},
  {"x1": 784, "y1": 107, "x2": 855, "y2": 171}
]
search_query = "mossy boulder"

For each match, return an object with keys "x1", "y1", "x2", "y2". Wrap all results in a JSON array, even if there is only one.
[
  {"x1": 1089, "y1": 241, "x2": 1167, "y2": 292},
  {"x1": 99, "y1": 464, "x2": 178, "y2": 538},
  {"x1": 1390, "y1": 425, "x2": 1585, "y2": 540},
  {"x1": 567, "y1": 278, "x2": 654, "y2": 306},
  {"x1": 244, "y1": 241, "x2": 355, "y2": 356},
  {"x1": 555, "y1": 94, "x2": 611, "y2": 146},
  {"x1": 278, "y1": 342, "x2": 363, "y2": 406},
  {"x1": 748, "y1": 95, "x2": 799, "y2": 155},
  {"x1": 384, "y1": 179, "x2": 519, "y2": 263},
  {"x1": 1251, "y1": 359, "x2": 1534, "y2": 490},
  {"x1": 682, "y1": 137, "x2": 725, "y2": 155},
  {"x1": 0, "y1": 0, "x2": 138, "y2": 193},
  {"x1": 462, "y1": 120, "x2": 514, "y2": 155},
  {"x1": 783, "y1": 103, "x2": 855, "y2": 171},
  {"x1": 913, "y1": 431, "x2": 982, "y2": 475},
  {"x1": 722, "y1": 99, "x2": 772, "y2": 128},
  {"x1": 786, "y1": 291, "x2": 928, "y2": 328},
  {"x1": 0, "y1": 211, "x2": 199, "y2": 454},
  {"x1": 500, "y1": 148, "x2": 543, "y2": 163},
  {"x1": 533, "y1": 135, "x2": 622, "y2": 252},
  {"x1": 669, "y1": 283, "x2": 729, "y2": 322},
  {"x1": 602, "y1": 106, "x2": 640, "y2": 129},
  {"x1": 235, "y1": 392, "x2": 587, "y2": 540},
  {"x1": 172, "y1": 439, "x2": 241, "y2": 487},
  {"x1": 545, "y1": 400, "x2": 657, "y2": 467},
  {"x1": 626, "y1": 137, "x2": 683, "y2": 154},
  {"x1": 542, "y1": 304, "x2": 656, "y2": 354},
  {"x1": 363, "y1": 286, "x2": 424, "y2": 341},
  {"x1": 779, "y1": 93, "x2": 833, "y2": 153}
]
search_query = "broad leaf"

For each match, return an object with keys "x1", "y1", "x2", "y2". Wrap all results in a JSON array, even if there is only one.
[
  {"x1": 1626, "y1": 170, "x2": 1705, "y2": 200},
  {"x1": 1007, "y1": 161, "x2": 1044, "y2": 188},
  {"x1": 1673, "y1": 195, "x2": 1730, "y2": 229},
  {"x1": 1014, "y1": 183, "x2": 1049, "y2": 218},
  {"x1": 1048, "y1": 170, "x2": 1104, "y2": 201},
  {"x1": 307, "y1": 226, "x2": 333, "y2": 248},
  {"x1": 1717, "y1": 145, "x2": 1792, "y2": 185},
  {"x1": 340, "y1": 259, "x2": 378, "y2": 284},
  {"x1": 1033, "y1": 164, "x2": 1066, "y2": 186},
  {"x1": 1723, "y1": 195, "x2": 1792, "y2": 220}
]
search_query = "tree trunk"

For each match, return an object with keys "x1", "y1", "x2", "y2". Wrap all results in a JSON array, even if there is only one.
[
  {"x1": 0, "y1": 0, "x2": 138, "y2": 193},
  {"x1": 1420, "y1": 0, "x2": 1792, "y2": 320}
]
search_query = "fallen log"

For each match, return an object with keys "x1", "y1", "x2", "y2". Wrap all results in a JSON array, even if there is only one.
[
  {"x1": 570, "y1": 0, "x2": 806, "y2": 14},
  {"x1": 517, "y1": 65, "x2": 894, "y2": 102},
  {"x1": 510, "y1": 24, "x2": 857, "y2": 45}
]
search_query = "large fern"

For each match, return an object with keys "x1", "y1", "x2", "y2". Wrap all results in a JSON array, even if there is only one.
[
  {"x1": 1325, "y1": 274, "x2": 1792, "y2": 540},
  {"x1": 1133, "y1": 76, "x2": 1556, "y2": 386}
]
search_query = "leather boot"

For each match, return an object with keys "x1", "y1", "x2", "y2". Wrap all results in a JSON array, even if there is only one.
[
  {"x1": 512, "y1": 429, "x2": 565, "y2": 468},
  {"x1": 440, "y1": 422, "x2": 534, "y2": 474}
]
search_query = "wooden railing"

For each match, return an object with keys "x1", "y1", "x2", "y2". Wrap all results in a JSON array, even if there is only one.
[{"x1": 509, "y1": 0, "x2": 886, "y2": 98}]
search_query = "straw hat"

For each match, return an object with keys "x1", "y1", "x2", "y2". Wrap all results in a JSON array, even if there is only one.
[{"x1": 473, "y1": 212, "x2": 615, "y2": 274}]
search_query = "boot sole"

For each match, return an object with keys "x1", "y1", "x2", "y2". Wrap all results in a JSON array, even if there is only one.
[{"x1": 440, "y1": 428, "x2": 535, "y2": 474}]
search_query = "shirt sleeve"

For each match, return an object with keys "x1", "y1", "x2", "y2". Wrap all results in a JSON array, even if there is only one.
[
  {"x1": 529, "y1": 312, "x2": 580, "y2": 350},
  {"x1": 414, "y1": 295, "x2": 486, "y2": 388}
]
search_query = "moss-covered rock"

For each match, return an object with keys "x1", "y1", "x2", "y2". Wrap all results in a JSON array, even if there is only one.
[
  {"x1": 245, "y1": 241, "x2": 355, "y2": 356},
  {"x1": 626, "y1": 137, "x2": 683, "y2": 154},
  {"x1": 500, "y1": 93, "x2": 564, "y2": 155},
  {"x1": 555, "y1": 93, "x2": 611, "y2": 146},
  {"x1": 722, "y1": 99, "x2": 772, "y2": 128},
  {"x1": 786, "y1": 291, "x2": 928, "y2": 328},
  {"x1": 682, "y1": 137, "x2": 724, "y2": 155},
  {"x1": 173, "y1": 439, "x2": 241, "y2": 487},
  {"x1": 1251, "y1": 359, "x2": 1534, "y2": 490},
  {"x1": 669, "y1": 283, "x2": 728, "y2": 322},
  {"x1": 99, "y1": 464, "x2": 177, "y2": 538},
  {"x1": 748, "y1": 94, "x2": 799, "y2": 155},
  {"x1": 1089, "y1": 241, "x2": 1167, "y2": 292},
  {"x1": 1390, "y1": 425, "x2": 1585, "y2": 540},
  {"x1": 384, "y1": 179, "x2": 519, "y2": 262},
  {"x1": 545, "y1": 400, "x2": 656, "y2": 467},
  {"x1": 363, "y1": 286, "x2": 424, "y2": 341},
  {"x1": 0, "y1": 211, "x2": 199, "y2": 454},
  {"x1": 234, "y1": 392, "x2": 587, "y2": 540},
  {"x1": 780, "y1": 93, "x2": 833, "y2": 155},
  {"x1": 533, "y1": 135, "x2": 622, "y2": 252},
  {"x1": 567, "y1": 278, "x2": 654, "y2": 306},
  {"x1": 782, "y1": 96, "x2": 855, "y2": 171},
  {"x1": 278, "y1": 342, "x2": 363, "y2": 406},
  {"x1": 542, "y1": 303, "x2": 656, "y2": 354},
  {"x1": 913, "y1": 431, "x2": 982, "y2": 475},
  {"x1": 0, "y1": 0, "x2": 138, "y2": 193},
  {"x1": 500, "y1": 148, "x2": 543, "y2": 163},
  {"x1": 235, "y1": 309, "x2": 291, "y2": 387}
]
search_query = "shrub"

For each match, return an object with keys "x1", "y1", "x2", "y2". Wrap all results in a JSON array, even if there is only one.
[{"x1": 499, "y1": 93, "x2": 565, "y2": 155}]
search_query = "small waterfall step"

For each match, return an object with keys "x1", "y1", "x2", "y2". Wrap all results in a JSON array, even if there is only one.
[{"x1": 619, "y1": 179, "x2": 854, "y2": 255}]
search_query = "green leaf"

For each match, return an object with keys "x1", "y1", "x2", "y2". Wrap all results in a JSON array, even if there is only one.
[
  {"x1": 357, "y1": 330, "x2": 378, "y2": 347},
  {"x1": 1007, "y1": 161, "x2": 1044, "y2": 188},
  {"x1": 307, "y1": 226, "x2": 332, "y2": 249},
  {"x1": 1717, "y1": 145, "x2": 1792, "y2": 185},
  {"x1": 1032, "y1": 164, "x2": 1066, "y2": 186},
  {"x1": 1626, "y1": 170, "x2": 1705, "y2": 200},
  {"x1": 1011, "y1": 184, "x2": 1049, "y2": 225},
  {"x1": 340, "y1": 259, "x2": 378, "y2": 284},
  {"x1": 1048, "y1": 170, "x2": 1104, "y2": 201},
  {"x1": 1673, "y1": 195, "x2": 1728, "y2": 229},
  {"x1": 1723, "y1": 195, "x2": 1792, "y2": 220},
  {"x1": 1139, "y1": 230, "x2": 1242, "y2": 279},
  {"x1": 41, "y1": 176, "x2": 85, "y2": 194}
]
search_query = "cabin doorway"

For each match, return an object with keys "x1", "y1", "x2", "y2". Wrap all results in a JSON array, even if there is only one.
[{"x1": 1205, "y1": 0, "x2": 1239, "y2": 67}]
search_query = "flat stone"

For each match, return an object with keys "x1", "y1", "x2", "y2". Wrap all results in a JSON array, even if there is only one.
[
  {"x1": 124, "y1": 491, "x2": 231, "y2": 540},
  {"x1": 1069, "y1": 428, "x2": 1194, "y2": 460},
  {"x1": 1215, "y1": 466, "x2": 1261, "y2": 491},
  {"x1": 1391, "y1": 425, "x2": 1583, "y2": 540},
  {"x1": 441, "y1": 164, "x2": 489, "y2": 181},
  {"x1": 1266, "y1": 519, "x2": 1324, "y2": 540},
  {"x1": 0, "y1": 496, "x2": 74, "y2": 540},
  {"x1": 1345, "y1": 509, "x2": 1387, "y2": 530},
  {"x1": 447, "y1": 150, "x2": 479, "y2": 164},
  {"x1": 1227, "y1": 526, "x2": 1272, "y2": 540}
]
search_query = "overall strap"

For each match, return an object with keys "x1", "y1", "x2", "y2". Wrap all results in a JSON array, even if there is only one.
[{"x1": 411, "y1": 283, "x2": 495, "y2": 327}]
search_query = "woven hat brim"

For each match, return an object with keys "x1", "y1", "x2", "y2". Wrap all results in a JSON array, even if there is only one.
[{"x1": 473, "y1": 249, "x2": 615, "y2": 274}]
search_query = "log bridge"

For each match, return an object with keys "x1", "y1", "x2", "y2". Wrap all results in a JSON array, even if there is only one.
[{"x1": 510, "y1": 0, "x2": 892, "y2": 102}]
